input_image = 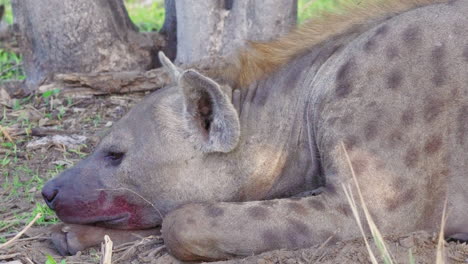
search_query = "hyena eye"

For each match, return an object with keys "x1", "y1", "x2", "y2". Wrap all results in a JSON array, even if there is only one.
[{"x1": 105, "y1": 151, "x2": 125, "y2": 166}]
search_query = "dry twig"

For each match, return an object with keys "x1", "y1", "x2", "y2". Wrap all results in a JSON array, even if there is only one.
[
  {"x1": 0, "y1": 253, "x2": 20, "y2": 260},
  {"x1": 0, "y1": 125, "x2": 13, "y2": 142},
  {"x1": 0, "y1": 213, "x2": 41, "y2": 250},
  {"x1": 100, "y1": 235, "x2": 113, "y2": 264}
]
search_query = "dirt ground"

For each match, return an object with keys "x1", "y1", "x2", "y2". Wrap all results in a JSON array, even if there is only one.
[{"x1": 1, "y1": 92, "x2": 468, "y2": 264}]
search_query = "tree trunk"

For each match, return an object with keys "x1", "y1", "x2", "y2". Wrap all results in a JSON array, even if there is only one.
[
  {"x1": 11, "y1": 0, "x2": 295, "y2": 95},
  {"x1": 175, "y1": 0, "x2": 297, "y2": 64},
  {"x1": 159, "y1": 0, "x2": 177, "y2": 62},
  {"x1": 11, "y1": 0, "x2": 166, "y2": 92}
]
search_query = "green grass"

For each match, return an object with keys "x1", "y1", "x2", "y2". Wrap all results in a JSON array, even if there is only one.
[
  {"x1": 0, "y1": 0, "x2": 13, "y2": 24},
  {"x1": 125, "y1": 0, "x2": 165, "y2": 32},
  {"x1": 0, "y1": 49, "x2": 25, "y2": 81},
  {"x1": 45, "y1": 255, "x2": 67, "y2": 264},
  {"x1": 299, "y1": 0, "x2": 339, "y2": 23}
]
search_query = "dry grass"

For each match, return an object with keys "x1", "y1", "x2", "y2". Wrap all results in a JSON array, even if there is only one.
[{"x1": 340, "y1": 142, "x2": 448, "y2": 264}]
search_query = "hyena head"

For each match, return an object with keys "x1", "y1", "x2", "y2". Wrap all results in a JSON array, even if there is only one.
[{"x1": 41, "y1": 53, "x2": 247, "y2": 229}]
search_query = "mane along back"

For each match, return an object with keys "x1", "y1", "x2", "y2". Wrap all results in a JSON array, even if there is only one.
[{"x1": 216, "y1": 0, "x2": 449, "y2": 88}]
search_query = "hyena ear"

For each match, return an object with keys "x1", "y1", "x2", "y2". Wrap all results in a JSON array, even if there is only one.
[
  {"x1": 179, "y1": 69, "x2": 240, "y2": 153},
  {"x1": 158, "y1": 51, "x2": 181, "y2": 82}
]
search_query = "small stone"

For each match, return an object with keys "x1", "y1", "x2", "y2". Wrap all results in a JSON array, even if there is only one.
[
  {"x1": 399, "y1": 236, "x2": 415, "y2": 248},
  {"x1": 39, "y1": 118, "x2": 49, "y2": 127}
]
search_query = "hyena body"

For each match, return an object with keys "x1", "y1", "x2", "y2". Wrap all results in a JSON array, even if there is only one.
[{"x1": 42, "y1": 0, "x2": 468, "y2": 261}]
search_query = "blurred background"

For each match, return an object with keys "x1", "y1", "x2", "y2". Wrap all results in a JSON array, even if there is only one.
[{"x1": 0, "y1": 0, "x2": 339, "y2": 83}]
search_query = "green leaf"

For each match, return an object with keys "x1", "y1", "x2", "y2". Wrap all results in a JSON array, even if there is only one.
[
  {"x1": 41, "y1": 88, "x2": 61, "y2": 99},
  {"x1": 45, "y1": 255, "x2": 58, "y2": 264}
]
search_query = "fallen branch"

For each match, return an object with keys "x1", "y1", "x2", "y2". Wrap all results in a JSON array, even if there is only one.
[
  {"x1": 39, "y1": 68, "x2": 171, "y2": 96},
  {"x1": 29, "y1": 127, "x2": 79, "y2": 137},
  {"x1": 0, "y1": 253, "x2": 20, "y2": 260},
  {"x1": 0, "y1": 213, "x2": 41, "y2": 250}
]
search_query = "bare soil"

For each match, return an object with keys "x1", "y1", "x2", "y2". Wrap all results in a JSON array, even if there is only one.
[{"x1": 1, "y1": 92, "x2": 468, "y2": 264}]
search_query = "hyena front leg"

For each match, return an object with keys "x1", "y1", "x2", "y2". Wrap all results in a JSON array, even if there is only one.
[
  {"x1": 50, "y1": 224, "x2": 161, "y2": 255},
  {"x1": 161, "y1": 188, "x2": 360, "y2": 261}
]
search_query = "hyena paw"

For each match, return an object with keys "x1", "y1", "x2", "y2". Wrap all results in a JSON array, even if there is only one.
[{"x1": 50, "y1": 224, "x2": 103, "y2": 255}]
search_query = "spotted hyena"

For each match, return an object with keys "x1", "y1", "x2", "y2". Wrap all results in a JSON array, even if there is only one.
[{"x1": 42, "y1": 0, "x2": 468, "y2": 261}]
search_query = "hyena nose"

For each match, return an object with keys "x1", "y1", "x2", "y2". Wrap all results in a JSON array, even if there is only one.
[{"x1": 42, "y1": 183, "x2": 59, "y2": 210}]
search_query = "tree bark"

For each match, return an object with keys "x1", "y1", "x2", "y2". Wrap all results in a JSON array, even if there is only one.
[
  {"x1": 11, "y1": 0, "x2": 165, "y2": 92},
  {"x1": 159, "y1": 0, "x2": 177, "y2": 62},
  {"x1": 175, "y1": 0, "x2": 297, "y2": 64}
]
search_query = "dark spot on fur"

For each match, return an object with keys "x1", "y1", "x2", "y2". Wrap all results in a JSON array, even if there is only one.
[
  {"x1": 386, "y1": 46, "x2": 399, "y2": 60},
  {"x1": 402, "y1": 25, "x2": 421, "y2": 47},
  {"x1": 424, "y1": 97, "x2": 445, "y2": 123},
  {"x1": 431, "y1": 45, "x2": 447, "y2": 86},
  {"x1": 400, "y1": 187, "x2": 416, "y2": 205},
  {"x1": 388, "y1": 130, "x2": 404, "y2": 146},
  {"x1": 308, "y1": 200, "x2": 325, "y2": 211},
  {"x1": 335, "y1": 59, "x2": 356, "y2": 98},
  {"x1": 326, "y1": 184, "x2": 338, "y2": 196},
  {"x1": 424, "y1": 135, "x2": 442, "y2": 155},
  {"x1": 344, "y1": 135, "x2": 360, "y2": 150},
  {"x1": 367, "y1": 101, "x2": 377, "y2": 108},
  {"x1": 364, "y1": 121, "x2": 378, "y2": 141},
  {"x1": 287, "y1": 202, "x2": 308, "y2": 216},
  {"x1": 386, "y1": 187, "x2": 416, "y2": 212},
  {"x1": 364, "y1": 38, "x2": 377, "y2": 52},
  {"x1": 262, "y1": 230, "x2": 281, "y2": 249},
  {"x1": 186, "y1": 218, "x2": 196, "y2": 224},
  {"x1": 286, "y1": 219, "x2": 311, "y2": 247},
  {"x1": 247, "y1": 206, "x2": 269, "y2": 220},
  {"x1": 340, "y1": 113, "x2": 354, "y2": 126},
  {"x1": 336, "y1": 204, "x2": 352, "y2": 217},
  {"x1": 250, "y1": 84, "x2": 270, "y2": 107},
  {"x1": 404, "y1": 147, "x2": 419, "y2": 168},
  {"x1": 401, "y1": 109, "x2": 415, "y2": 127},
  {"x1": 463, "y1": 46, "x2": 468, "y2": 62},
  {"x1": 204, "y1": 205, "x2": 224, "y2": 218},
  {"x1": 324, "y1": 138, "x2": 337, "y2": 152},
  {"x1": 376, "y1": 25, "x2": 389, "y2": 36},
  {"x1": 457, "y1": 105, "x2": 468, "y2": 145},
  {"x1": 351, "y1": 157, "x2": 368, "y2": 175},
  {"x1": 210, "y1": 221, "x2": 218, "y2": 228},
  {"x1": 282, "y1": 62, "x2": 305, "y2": 95},
  {"x1": 288, "y1": 219, "x2": 311, "y2": 236},
  {"x1": 387, "y1": 70, "x2": 403, "y2": 90},
  {"x1": 375, "y1": 159, "x2": 386, "y2": 171},
  {"x1": 451, "y1": 88, "x2": 460, "y2": 98},
  {"x1": 364, "y1": 25, "x2": 388, "y2": 53},
  {"x1": 327, "y1": 117, "x2": 339, "y2": 127},
  {"x1": 392, "y1": 177, "x2": 409, "y2": 190}
]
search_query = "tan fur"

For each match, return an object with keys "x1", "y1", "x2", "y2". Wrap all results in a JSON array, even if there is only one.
[{"x1": 217, "y1": 0, "x2": 448, "y2": 88}]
